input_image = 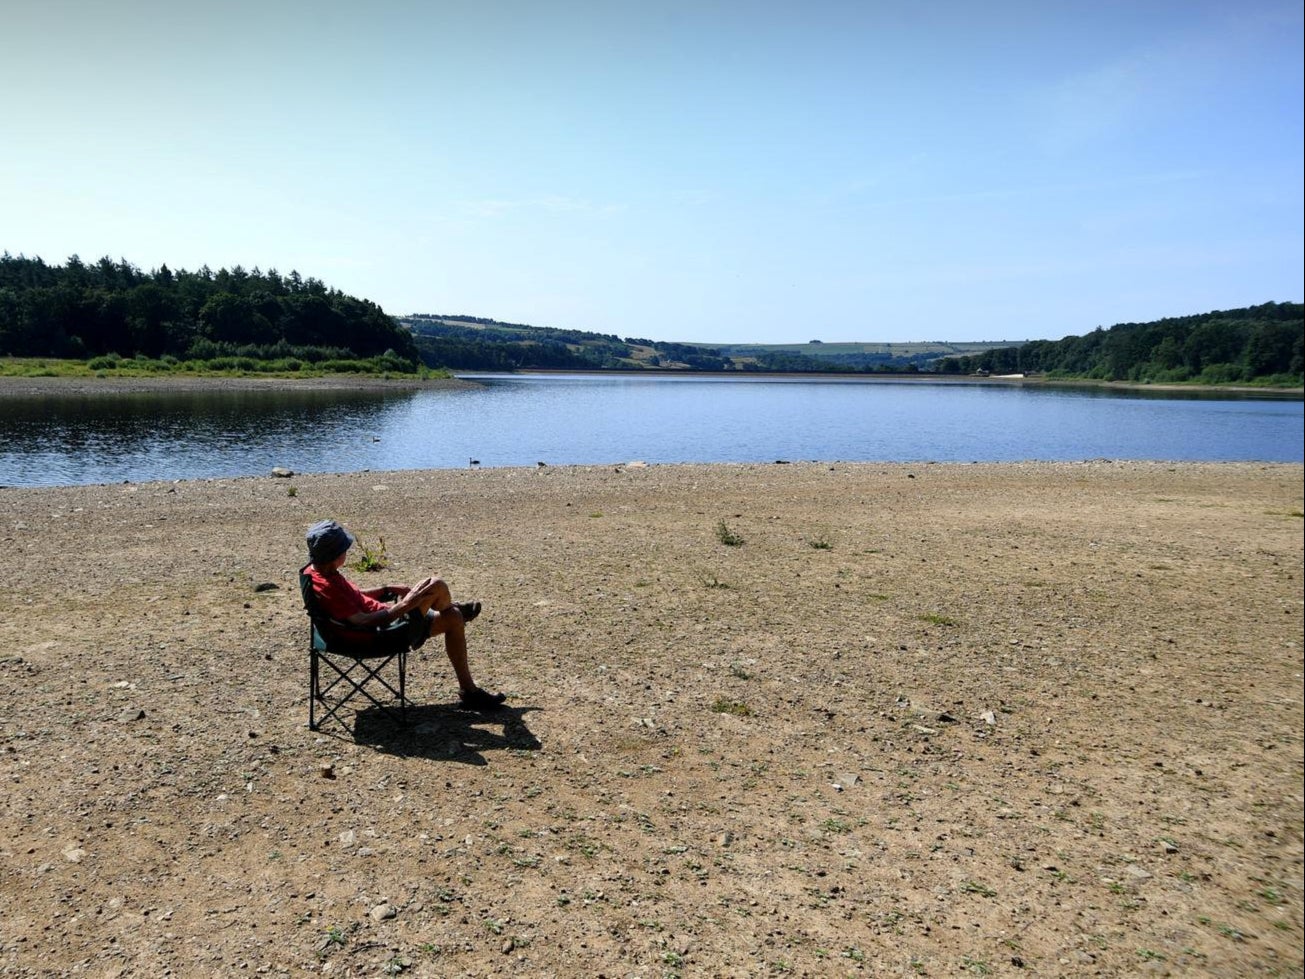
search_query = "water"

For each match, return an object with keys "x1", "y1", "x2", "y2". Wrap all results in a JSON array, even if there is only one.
[{"x1": 0, "y1": 374, "x2": 1300, "y2": 487}]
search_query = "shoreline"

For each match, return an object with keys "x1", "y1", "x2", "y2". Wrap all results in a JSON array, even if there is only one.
[
  {"x1": 2, "y1": 460, "x2": 1301, "y2": 975},
  {"x1": 2, "y1": 369, "x2": 1299, "y2": 399},
  {"x1": 0, "y1": 372, "x2": 477, "y2": 397}
]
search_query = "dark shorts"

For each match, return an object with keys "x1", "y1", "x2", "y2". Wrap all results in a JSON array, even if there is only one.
[
  {"x1": 321, "y1": 609, "x2": 431, "y2": 656},
  {"x1": 403, "y1": 609, "x2": 433, "y2": 649}
]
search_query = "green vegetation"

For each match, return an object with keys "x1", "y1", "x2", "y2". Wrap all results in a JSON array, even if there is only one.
[
  {"x1": 711, "y1": 697, "x2": 754, "y2": 716},
  {"x1": 918, "y1": 613, "x2": 960, "y2": 627},
  {"x1": 0, "y1": 253, "x2": 422, "y2": 373},
  {"x1": 349, "y1": 537, "x2": 388, "y2": 573},
  {"x1": 715, "y1": 520, "x2": 745, "y2": 546},
  {"x1": 6, "y1": 253, "x2": 1296, "y2": 387},
  {"x1": 941, "y1": 302, "x2": 1302, "y2": 385}
]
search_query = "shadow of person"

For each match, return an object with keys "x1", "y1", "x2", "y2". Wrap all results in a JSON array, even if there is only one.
[{"x1": 351, "y1": 702, "x2": 542, "y2": 765}]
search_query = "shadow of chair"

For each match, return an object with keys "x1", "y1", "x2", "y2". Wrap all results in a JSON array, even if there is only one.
[{"x1": 351, "y1": 702, "x2": 543, "y2": 764}]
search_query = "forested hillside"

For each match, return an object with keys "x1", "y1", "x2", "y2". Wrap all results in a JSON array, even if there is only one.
[
  {"x1": 941, "y1": 302, "x2": 1302, "y2": 384},
  {"x1": 0, "y1": 253, "x2": 420, "y2": 370},
  {"x1": 403, "y1": 315, "x2": 732, "y2": 371}
]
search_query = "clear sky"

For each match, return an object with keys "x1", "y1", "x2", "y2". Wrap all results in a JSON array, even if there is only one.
[{"x1": 3, "y1": 1, "x2": 1301, "y2": 344}]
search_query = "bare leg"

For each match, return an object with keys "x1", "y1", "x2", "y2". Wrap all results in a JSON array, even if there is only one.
[
  {"x1": 427, "y1": 605, "x2": 475, "y2": 693},
  {"x1": 406, "y1": 578, "x2": 500, "y2": 705},
  {"x1": 408, "y1": 577, "x2": 452, "y2": 614}
]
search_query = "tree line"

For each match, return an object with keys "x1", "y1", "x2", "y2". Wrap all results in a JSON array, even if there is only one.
[
  {"x1": 939, "y1": 302, "x2": 1302, "y2": 384},
  {"x1": 0, "y1": 253, "x2": 421, "y2": 370}
]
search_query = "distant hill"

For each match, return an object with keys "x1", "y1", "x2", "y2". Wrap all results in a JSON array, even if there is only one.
[
  {"x1": 401, "y1": 315, "x2": 1001, "y2": 373},
  {"x1": 402, "y1": 309, "x2": 1303, "y2": 385}
]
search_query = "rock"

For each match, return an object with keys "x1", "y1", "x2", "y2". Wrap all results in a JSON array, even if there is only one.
[
  {"x1": 338, "y1": 830, "x2": 356, "y2": 847},
  {"x1": 980, "y1": 710, "x2": 997, "y2": 726},
  {"x1": 370, "y1": 903, "x2": 396, "y2": 921},
  {"x1": 1124, "y1": 864, "x2": 1152, "y2": 880},
  {"x1": 319, "y1": 762, "x2": 336, "y2": 779},
  {"x1": 835, "y1": 772, "x2": 859, "y2": 788},
  {"x1": 253, "y1": 582, "x2": 279, "y2": 593},
  {"x1": 501, "y1": 938, "x2": 514, "y2": 953},
  {"x1": 118, "y1": 708, "x2": 145, "y2": 723},
  {"x1": 62, "y1": 847, "x2": 86, "y2": 863},
  {"x1": 270, "y1": 467, "x2": 294, "y2": 478}
]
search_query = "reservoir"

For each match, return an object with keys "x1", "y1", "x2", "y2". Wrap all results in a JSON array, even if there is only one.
[{"x1": 0, "y1": 373, "x2": 1300, "y2": 488}]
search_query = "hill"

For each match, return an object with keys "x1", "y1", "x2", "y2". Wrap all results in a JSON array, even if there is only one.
[
  {"x1": 402, "y1": 315, "x2": 1004, "y2": 373},
  {"x1": 942, "y1": 302, "x2": 1302, "y2": 385}
]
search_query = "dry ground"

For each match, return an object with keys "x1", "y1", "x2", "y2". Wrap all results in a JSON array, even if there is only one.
[{"x1": 1, "y1": 461, "x2": 1301, "y2": 978}]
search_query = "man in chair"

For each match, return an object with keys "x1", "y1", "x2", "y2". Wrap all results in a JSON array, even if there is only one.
[{"x1": 304, "y1": 519, "x2": 506, "y2": 712}]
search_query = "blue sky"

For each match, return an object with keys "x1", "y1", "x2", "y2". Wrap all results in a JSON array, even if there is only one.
[{"x1": 3, "y1": 1, "x2": 1301, "y2": 344}]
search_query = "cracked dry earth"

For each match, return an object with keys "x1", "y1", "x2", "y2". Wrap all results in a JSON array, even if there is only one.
[{"x1": 1, "y1": 460, "x2": 1301, "y2": 978}]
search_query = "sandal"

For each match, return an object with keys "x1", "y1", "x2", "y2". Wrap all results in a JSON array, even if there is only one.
[
  {"x1": 456, "y1": 601, "x2": 482, "y2": 622},
  {"x1": 460, "y1": 686, "x2": 506, "y2": 712}
]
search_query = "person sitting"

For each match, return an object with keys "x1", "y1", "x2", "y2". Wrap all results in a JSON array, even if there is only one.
[{"x1": 304, "y1": 519, "x2": 506, "y2": 712}]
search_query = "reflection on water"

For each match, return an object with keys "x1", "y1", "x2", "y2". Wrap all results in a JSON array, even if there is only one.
[
  {"x1": 0, "y1": 388, "x2": 417, "y2": 486},
  {"x1": 0, "y1": 375, "x2": 1300, "y2": 487}
]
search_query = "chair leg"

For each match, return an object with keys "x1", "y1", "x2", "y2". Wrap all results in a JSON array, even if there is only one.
[
  {"x1": 309, "y1": 648, "x2": 320, "y2": 730},
  {"x1": 309, "y1": 648, "x2": 409, "y2": 733}
]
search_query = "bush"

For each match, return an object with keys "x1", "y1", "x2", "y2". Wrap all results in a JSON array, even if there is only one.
[{"x1": 1198, "y1": 363, "x2": 1249, "y2": 384}]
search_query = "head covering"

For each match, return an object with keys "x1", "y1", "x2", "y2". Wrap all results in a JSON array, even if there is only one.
[{"x1": 306, "y1": 519, "x2": 354, "y2": 564}]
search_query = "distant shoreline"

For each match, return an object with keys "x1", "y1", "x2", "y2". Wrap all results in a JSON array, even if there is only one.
[
  {"x1": 0, "y1": 369, "x2": 1299, "y2": 399},
  {"x1": 468, "y1": 367, "x2": 1305, "y2": 398},
  {"x1": 0, "y1": 373, "x2": 477, "y2": 397}
]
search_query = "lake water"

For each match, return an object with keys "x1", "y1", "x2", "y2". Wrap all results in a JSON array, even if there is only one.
[{"x1": 1, "y1": 373, "x2": 1301, "y2": 487}]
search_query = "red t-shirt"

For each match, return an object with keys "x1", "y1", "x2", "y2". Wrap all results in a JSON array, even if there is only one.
[{"x1": 305, "y1": 565, "x2": 386, "y2": 621}]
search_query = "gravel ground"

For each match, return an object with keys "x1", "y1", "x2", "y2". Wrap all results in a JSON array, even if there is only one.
[{"x1": 1, "y1": 460, "x2": 1301, "y2": 978}]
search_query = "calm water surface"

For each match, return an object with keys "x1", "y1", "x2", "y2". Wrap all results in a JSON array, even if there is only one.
[{"x1": 1, "y1": 374, "x2": 1300, "y2": 487}]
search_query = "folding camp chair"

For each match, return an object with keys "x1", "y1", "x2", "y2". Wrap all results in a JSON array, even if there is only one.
[{"x1": 299, "y1": 564, "x2": 411, "y2": 732}]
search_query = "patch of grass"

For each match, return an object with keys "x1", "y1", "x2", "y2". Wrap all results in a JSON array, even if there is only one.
[
  {"x1": 701, "y1": 574, "x2": 731, "y2": 589},
  {"x1": 715, "y1": 520, "x2": 745, "y2": 546},
  {"x1": 808, "y1": 537, "x2": 832, "y2": 550},
  {"x1": 286, "y1": 485, "x2": 298, "y2": 498},
  {"x1": 729, "y1": 662, "x2": 752, "y2": 680},
  {"x1": 918, "y1": 612, "x2": 960, "y2": 627},
  {"x1": 961, "y1": 958, "x2": 991, "y2": 975},
  {"x1": 350, "y1": 536, "x2": 388, "y2": 572},
  {"x1": 711, "y1": 697, "x2": 753, "y2": 717},
  {"x1": 961, "y1": 880, "x2": 997, "y2": 897}
]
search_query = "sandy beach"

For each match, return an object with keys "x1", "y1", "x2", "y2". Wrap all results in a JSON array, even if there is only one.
[{"x1": 1, "y1": 460, "x2": 1301, "y2": 977}]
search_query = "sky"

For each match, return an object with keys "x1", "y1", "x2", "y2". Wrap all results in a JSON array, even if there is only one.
[{"x1": 2, "y1": 1, "x2": 1302, "y2": 345}]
